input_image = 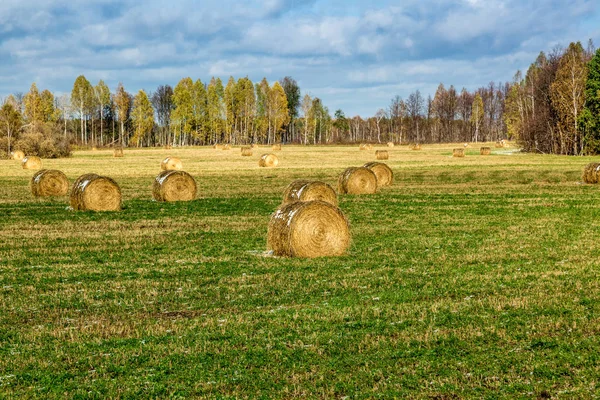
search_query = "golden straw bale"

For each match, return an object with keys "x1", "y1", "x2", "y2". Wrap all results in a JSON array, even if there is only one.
[
  {"x1": 453, "y1": 148, "x2": 465, "y2": 157},
  {"x1": 160, "y1": 157, "x2": 183, "y2": 171},
  {"x1": 11, "y1": 150, "x2": 25, "y2": 161},
  {"x1": 411, "y1": 143, "x2": 422, "y2": 150},
  {"x1": 363, "y1": 162, "x2": 393, "y2": 187},
  {"x1": 480, "y1": 147, "x2": 491, "y2": 155},
  {"x1": 165, "y1": 144, "x2": 172, "y2": 150},
  {"x1": 241, "y1": 147, "x2": 253, "y2": 156},
  {"x1": 387, "y1": 142, "x2": 394, "y2": 147},
  {"x1": 222, "y1": 144, "x2": 231, "y2": 150},
  {"x1": 338, "y1": 167, "x2": 378, "y2": 194},
  {"x1": 31, "y1": 169, "x2": 69, "y2": 197},
  {"x1": 267, "y1": 200, "x2": 350, "y2": 258},
  {"x1": 282, "y1": 180, "x2": 338, "y2": 206},
  {"x1": 359, "y1": 144, "x2": 367, "y2": 150},
  {"x1": 22, "y1": 156, "x2": 42, "y2": 170},
  {"x1": 259, "y1": 153, "x2": 279, "y2": 167},
  {"x1": 70, "y1": 173, "x2": 121, "y2": 211},
  {"x1": 375, "y1": 150, "x2": 389, "y2": 160},
  {"x1": 495, "y1": 141, "x2": 505, "y2": 148},
  {"x1": 152, "y1": 170, "x2": 197, "y2": 202},
  {"x1": 251, "y1": 144, "x2": 258, "y2": 148},
  {"x1": 214, "y1": 144, "x2": 224, "y2": 150},
  {"x1": 114, "y1": 146, "x2": 124, "y2": 157},
  {"x1": 582, "y1": 163, "x2": 600, "y2": 184},
  {"x1": 272, "y1": 143, "x2": 282, "y2": 151}
]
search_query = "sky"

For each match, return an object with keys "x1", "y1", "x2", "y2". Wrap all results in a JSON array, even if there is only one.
[{"x1": 1, "y1": 0, "x2": 599, "y2": 117}]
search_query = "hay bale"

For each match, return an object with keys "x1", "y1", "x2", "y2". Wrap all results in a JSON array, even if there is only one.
[
  {"x1": 160, "y1": 156, "x2": 183, "y2": 171},
  {"x1": 364, "y1": 162, "x2": 393, "y2": 187},
  {"x1": 453, "y1": 148, "x2": 465, "y2": 158},
  {"x1": 583, "y1": 163, "x2": 600, "y2": 184},
  {"x1": 31, "y1": 169, "x2": 69, "y2": 197},
  {"x1": 267, "y1": 201, "x2": 350, "y2": 258},
  {"x1": 375, "y1": 150, "x2": 389, "y2": 160},
  {"x1": 70, "y1": 173, "x2": 121, "y2": 211},
  {"x1": 114, "y1": 146, "x2": 124, "y2": 157},
  {"x1": 251, "y1": 144, "x2": 258, "y2": 149},
  {"x1": 22, "y1": 156, "x2": 42, "y2": 170},
  {"x1": 338, "y1": 167, "x2": 378, "y2": 194},
  {"x1": 387, "y1": 142, "x2": 394, "y2": 147},
  {"x1": 11, "y1": 150, "x2": 25, "y2": 161},
  {"x1": 282, "y1": 180, "x2": 338, "y2": 206},
  {"x1": 359, "y1": 143, "x2": 373, "y2": 151},
  {"x1": 480, "y1": 147, "x2": 491, "y2": 155},
  {"x1": 411, "y1": 143, "x2": 422, "y2": 150},
  {"x1": 214, "y1": 144, "x2": 224, "y2": 150},
  {"x1": 495, "y1": 141, "x2": 505, "y2": 148},
  {"x1": 92, "y1": 146, "x2": 98, "y2": 151},
  {"x1": 152, "y1": 170, "x2": 197, "y2": 202},
  {"x1": 165, "y1": 144, "x2": 172, "y2": 150},
  {"x1": 222, "y1": 144, "x2": 231, "y2": 150},
  {"x1": 272, "y1": 143, "x2": 282, "y2": 151},
  {"x1": 259, "y1": 153, "x2": 279, "y2": 168},
  {"x1": 241, "y1": 147, "x2": 253, "y2": 157}
]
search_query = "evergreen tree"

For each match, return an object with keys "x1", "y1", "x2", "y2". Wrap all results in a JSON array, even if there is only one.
[{"x1": 581, "y1": 48, "x2": 600, "y2": 153}]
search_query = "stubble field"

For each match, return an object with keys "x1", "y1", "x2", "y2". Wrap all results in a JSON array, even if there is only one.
[{"x1": 1, "y1": 143, "x2": 600, "y2": 398}]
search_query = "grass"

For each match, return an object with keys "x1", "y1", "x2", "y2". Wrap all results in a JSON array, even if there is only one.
[{"x1": 1, "y1": 143, "x2": 600, "y2": 398}]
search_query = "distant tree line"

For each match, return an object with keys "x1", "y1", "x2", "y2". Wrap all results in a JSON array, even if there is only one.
[{"x1": 2, "y1": 40, "x2": 599, "y2": 157}]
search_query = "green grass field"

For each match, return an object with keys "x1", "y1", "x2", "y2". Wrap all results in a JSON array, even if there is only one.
[{"x1": 1, "y1": 143, "x2": 600, "y2": 398}]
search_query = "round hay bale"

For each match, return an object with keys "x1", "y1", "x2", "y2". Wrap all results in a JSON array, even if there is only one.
[
  {"x1": 31, "y1": 169, "x2": 69, "y2": 197},
  {"x1": 214, "y1": 144, "x2": 224, "y2": 150},
  {"x1": 387, "y1": 142, "x2": 394, "y2": 147},
  {"x1": 411, "y1": 143, "x2": 422, "y2": 150},
  {"x1": 583, "y1": 162, "x2": 600, "y2": 184},
  {"x1": 251, "y1": 144, "x2": 258, "y2": 149},
  {"x1": 70, "y1": 173, "x2": 121, "y2": 211},
  {"x1": 453, "y1": 148, "x2": 465, "y2": 158},
  {"x1": 152, "y1": 170, "x2": 197, "y2": 202},
  {"x1": 282, "y1": 180, "x2": 338, "y2": 206},
  {"x1": 480, "y1": 147, "x2": 491, "y2": 155},
  {"x1": 267, "y1": 200, "x2": 350, "y2": 258},
  {"x1": 259, "y1": 153, "x2": 279, "y2": 168},
  {"x1": 114, "y1": 147, "x2": 124, "y2": 158},
  {"x1": 495, "y1": 141, "x2": 505, "y2": 148},
  {"x1": 359, "y1": 144, "x2": 367, "y2": 150},
  {"x1": 338, "y1": 167, "x2": 378, "y2": 194},
  {"x1": 375, "y1": 150, "x2": 389, "y2": 160},
  {"x1": 11, "y1": 150, "x2": 25, "y2": 161},
  {"x1": 22, "y1": 156, "x2": 42, "y2": 170},
  {"x1": 160, "y1": 156, "x2": 183, "y2": 171},
  {"x1": 241, "y1": 147, "x2": 253, "y2": 157},
  {"x1": 165, "y1": 144, "x2": 172, "y2": 150},
  {"x1": 222, "y1": 144, "x2": 231, "y2": 150},
  {"x1": 272, "y1": 143, "x2": 282, "y2": 151},
  {"x1": 364, "y1": 162, "x2": 393, "y2": 187}
]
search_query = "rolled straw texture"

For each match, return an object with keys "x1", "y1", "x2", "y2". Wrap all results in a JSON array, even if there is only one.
[
  {"x1": 70, "y1": 173, "x2": 121, "y2": 211},
  {"x1": 363, "y1": 162, "x2": 393, "y2": 187},
  {"x1": 152, "y1": 170, "x2": 197, "y2": 202},
  {"x1": 31, "y1": 169, "x2": 69, "y2": 197},
  {"x1": 267, "y1": 200, "x2": 350, "y2": 258},
  {"x1": 338, "y1": 167, "x2": 378, "y2": 194},
  {"x1": 161, "y1": 157, "x2": 183, "y2": 171},
  {"x1": 282, "y1": 180, "x2": 338, "y2": 206}
]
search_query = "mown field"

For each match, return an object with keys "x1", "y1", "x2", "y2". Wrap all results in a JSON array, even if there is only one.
[{"x1": 1, "y1": 143, "x2": 600, "y2": 399}]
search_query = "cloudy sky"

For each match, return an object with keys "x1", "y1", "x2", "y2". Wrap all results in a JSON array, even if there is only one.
[{"x1": 1, "y1": 0, "x2": 599, "y2": 116}]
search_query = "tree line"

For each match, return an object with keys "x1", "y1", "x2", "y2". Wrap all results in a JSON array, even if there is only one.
[{"x1": 2, "y1": 40, "x2": 599, "y2": 157}]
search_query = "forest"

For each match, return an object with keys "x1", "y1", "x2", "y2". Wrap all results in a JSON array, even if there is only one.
[{"x1": 1, "y1": 41, "x2": 599, "y2": 157}]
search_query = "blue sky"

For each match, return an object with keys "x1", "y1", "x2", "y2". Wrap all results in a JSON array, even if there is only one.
[{"x1": 1, "y1": 0, "x2": 599, "y2": 116}]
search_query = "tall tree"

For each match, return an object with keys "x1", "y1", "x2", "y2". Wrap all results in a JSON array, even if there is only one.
[
  {"x1": 279, "y1": 76, "x2": 300, "y2": 143},
  {"x1": 406, "y1": 90, "x2": 424, "y2": 142},
  {"x1": 551, "y1": 42, "x2": 588, "y2": 155},
  {"x1": 0, "y1": 100, "x2": 22, "y2": 156},
  {"x1": 268, "y1": 81, "x2": 289, "y2": 143},
  {"x1": 114, "y1": 82, "x2": 130, "y2": 145},
  {"x1": 301, "y1": 94, "x2": 312, "y2": 145},
  {"x1": 171, "y1": 78, "x2": 195, "y2": 145},
  {"x1": 580, "y1": 48, "x2": 600, "y2": 153},
  {"x1": 207, "y1": 77, "x2": 224, "y2": 143},
  {"x1": 23, "y1": 83, "x2": 43, "y2": 125},
  {"x1": 131, "y1": 90, "x2": 155, "y2": 146},
  {"x1": 471, "y1": 93, "x2": 484, "y2": 142},
  {"x1": 152, "y1": 85, "x2": 174, "y2": 146},
  {"x1": 71, "y1": 75, "x2": 93, "y2": 144},
  {"x1": 94, "y1": 80, "x2": 111, "y2": 146}
]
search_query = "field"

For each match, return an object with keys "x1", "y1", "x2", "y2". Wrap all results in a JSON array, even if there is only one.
[{"x1": 1, "y1": 143, "x2": 600, "y2": 398}]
